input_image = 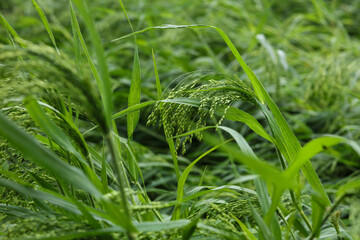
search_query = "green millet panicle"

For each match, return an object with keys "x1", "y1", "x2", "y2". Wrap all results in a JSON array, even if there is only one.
[{"x1": 147, "y1": 77, "x2": 256, "y2": 154}]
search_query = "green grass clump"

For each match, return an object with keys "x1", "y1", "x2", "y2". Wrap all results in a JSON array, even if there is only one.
[{"x1": 1, "y1": 0, "x2": 360, "y2": 239}]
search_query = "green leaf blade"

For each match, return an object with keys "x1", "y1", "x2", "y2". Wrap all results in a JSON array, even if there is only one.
[{"x1": 32, "y1": 0, "x2": 60, "y2": 54}]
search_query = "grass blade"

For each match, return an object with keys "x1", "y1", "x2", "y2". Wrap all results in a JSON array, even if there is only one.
[
  {"x1": 0, "y1": 112, "x2": 99, "y2": 196},
  {"x1": 32, "y1": 0, "x2": 60, "y2": 54},
  {"x1": 69, "y1": 1, "x2": 110, "y2": 133},
  {"x1": 127, "y1": 47, "x2": 141, "y2": 138},
  {"x1": 203, "y1": 132, "x2": 293, "y2": 191},
  {"x1": 113, "y1": 101, "x2": 157, "y2": 120},
  {"x1": 152, "y1": 49, "x2": 162, "y2": 100},
  {"x1": 25, "y1": 96, "x2": 103, "y2": 192},
  {"x1": 162, "y1": 98, "x2": 275, "y2": 143},
  {"x1": 135, "y1": 220, "x2": 190, "y2": 232},
  {"x1": 72, "y1": 0, "x2": 112, "y2": 128},
  {"x1": 216, "y1": 126, "x2": 281, "y2": 236},
  {"x1": 0, "y1": 13, "x2": 24, "y2": 45},
  {"x1": 311, "y1": 192, "x2": 328, "y2": 238},
  {"x1": 83, "y1": 101, "x2": 157, "y2": 135},
  {"x1": 172, "y1": 139, "x2": 231, "y2": 220},
  {"x1": 0, "y1": 177, "x2": 80, "y2": 215},
  {"x1": 0, "y1": 204, "x2": 48, "y2": 220},
  {"x1": 284, "y1": 135, "x2": 360, "y2": 189},
  {"x1": 18, "y1": 227, "x2": 124, "y2": 240},
  {"x1": 254, "y1": 178, "x2": 282, "y2": 238},
  {"x1": 337, "y1": 177, "x2": 360, "y2": 199}
]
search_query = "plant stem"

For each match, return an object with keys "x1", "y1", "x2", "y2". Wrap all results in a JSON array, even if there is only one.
[
  {"x1": 289, "y1": 190, "x2": 312, "y2": 231},
  {"x1": 276, "y1": 148, "x2": 313, "y2": 231},
  {"x1": 105, "y1": 132, "x2": 135, "y2": 240},
  {"x1": 277, "y1": 208, "x2": 296, "y2": 240},
  {"x1": 309, "y1": 194, "x2": 347, "y2": 240}
]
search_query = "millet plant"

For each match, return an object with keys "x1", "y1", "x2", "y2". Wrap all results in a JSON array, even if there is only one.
[{"x1": 1, "y1": 0, "x2": 360, "y2": 239}]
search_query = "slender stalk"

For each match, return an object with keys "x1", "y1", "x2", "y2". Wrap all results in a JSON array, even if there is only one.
[
  {"x1": 134, "y1": 181, "x2": 164, "y2": 222},
  {"x1": 48, "y1": 139, "x2": 67, "y2": 196},
  {"x1": 309, "y1": 194, "x2": 348, "y2": 240},
  {"x1": 276, "y1": 148, "x2": 313, "y2": 231},
  {"x1": 105, "y1": 132, "x2": 135, "y2": 240},
  {"x1": 276, "y1": 208, "x2": 296, "y2": 240},
  {"x1": 66, "y1": 152, "x2": 75, "y2": 197},
  {"x1": 120, "y1": 159, "x2": 142, "y2": 222},
  {"x1": 289, "y1": 190, "x2": 312, "y2": 231}
]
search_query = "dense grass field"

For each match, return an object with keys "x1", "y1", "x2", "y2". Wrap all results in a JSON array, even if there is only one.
[{"x1": 1, "y1": 0, "x2": 360, "y2": 239}]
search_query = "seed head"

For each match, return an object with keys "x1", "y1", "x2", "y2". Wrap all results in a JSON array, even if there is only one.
[{"x1": 147, "y1": 75, "x2": 256, "y2": 153}]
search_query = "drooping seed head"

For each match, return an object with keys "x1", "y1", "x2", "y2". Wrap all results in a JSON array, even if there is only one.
[{"x1": 147, "y1": 74, "x2": 257, "y2": 153}]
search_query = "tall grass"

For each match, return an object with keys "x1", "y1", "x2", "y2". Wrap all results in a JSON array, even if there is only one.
[{"x1": 1, "y1": 0, "x2": 360, "y2": 239}]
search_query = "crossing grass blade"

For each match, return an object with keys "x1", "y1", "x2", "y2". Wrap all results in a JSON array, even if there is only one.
[
  {"x1": 311, "y1": 192, "x2": 328, "y2": 238},
  {"x1": 172, "y1": 139, "x2": 231, "y2": 220},
  {"x1": 337, "y1": 177, "x2": 360, "y2": 199},
  {"x1": 25, "y1": 96, "x2": 84, "y2": 163},
  {"x1": 83, "y1": 101, "x2": 157, "y2": 135},
  {"x1": 216, "y1": 126, "x2": 281, "y2": 238},
  {"x1": 161, "y1": 98, "x2": 274, "y2": 143},
  {"x1": 254, "y1": 178, "x2": 282, "y2": 238},
  {"x1": 0, "y1": 112, "x2": 99, "y2": 196},
  {"x1": 249, "y1": 201, "x2": 273, "y2": 240},
  {"x1": 284, "y1": 135, "x2": 360, "y2": 187},
  {"x1": 68, "y1": 1, "x2": 112, "y2": 134},
  {"x1": 24, "y1": 96, "x2": 103, "y2": 192},
  {"x1": 69, "y1": 1, "x2": 103, "y2": 95},
  {"x1": 72, "y1": 0, "x2": 112, "y2": 129},
  {"x1": 32, "y1": 0, "x2": 60, "y2": 55},
  {"x1": 203, "y1": 132, "x2": 293, "y2": 191},
  {"x1": 0, "y1": 177, "x2": 82, "y2": 216},
  {"x1": 230, "y1": 214, "x2": 257, "y2": 240},
  {"x1": 0, "y1": 13, "x2": 24, "y2": 46},
  {"x1": 112, "y1": 133, "x2": 144, "y2": 183},
  {"x1": 113, "y1": 101, "x2": 157, "y2": 120}
]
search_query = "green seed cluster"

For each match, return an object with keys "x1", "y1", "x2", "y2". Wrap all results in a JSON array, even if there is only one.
[
  {"x1": 147, "y1": 77, "x2": 256, "y2": 154},
  {"x1": 190, "y1": 197, "x2": 260, "y2": 226},
  {"x1": 0, "y1": 42, "x2": 108, "y2": 134}
]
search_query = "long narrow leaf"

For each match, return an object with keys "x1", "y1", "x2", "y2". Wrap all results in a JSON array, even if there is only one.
[
  {"x1": 162, "y1": 98, "x2": 274, "y2": 143},
  {"x1": 203, "y1": 133, "x2": 293, "y2": 189},
  {"x1": 152, "y1": 49, "x2": 162, "y2": 99},
  {"x1": 0, "y1": 112, "x2": 99, "y2": 196},
  {"x1": 127, "y1": 47, "x2": 141, "y2": 138},
  {"x1": 25, "y1": 96, "x2": 103, "y2": 191},
  {"x1": 32, "y1": 0, "x2": 60, "y2": 54},
  {"x1": 72, "y1": 0, "x2": 112, "y2": 127},
  {"x1": 172, "y1": 139, "x2": 231, "y2": 220}
]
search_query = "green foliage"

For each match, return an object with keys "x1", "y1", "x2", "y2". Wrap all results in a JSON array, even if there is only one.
[{"x1": 1, "y1": 0, "x2": 360, "y2": 239}]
